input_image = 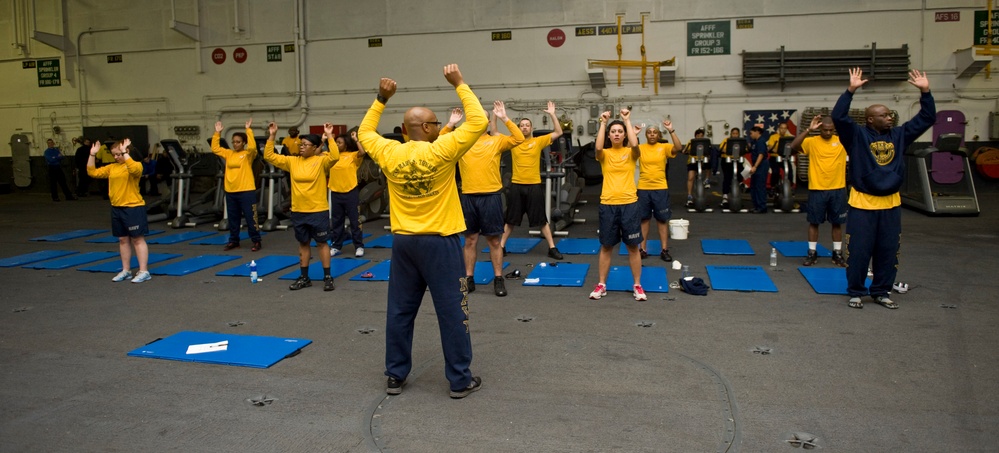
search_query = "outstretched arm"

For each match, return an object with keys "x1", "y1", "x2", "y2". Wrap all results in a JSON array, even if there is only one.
[
  {"x1": 663, "y1": 120, "x2": 681, "y2": 152},
  {"x1": 433, "y1": 63, "x2": 487, "y2": 161},
  {"x1": 902, "y1": 69, "x2": 936, "y2": 143},
  {"x1": 594, "y1": 111, "x2": 610, "y2": 159},
  {"x1": 621, "y1": 108, "x2": 640, "y2": 160},
  {"x1": 791, "y1": 115, "x2": 822, "y2": 152},
  {"x1": 847, "y1": 66, "x2": 867, "y2": 94},
  {"x1": 545, "y1": 101, "x2": 562, "y2": 139},
  {"x1": 496, "y1": 101, "x2": 525, "y2": 147},
  {"x1": 358, "y1": 77, "x2": 400, "y2": 164}
]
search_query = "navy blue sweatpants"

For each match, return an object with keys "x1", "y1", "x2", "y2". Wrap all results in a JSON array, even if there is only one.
[
  {"x1": 845, "y1": 206, "x2": 901, "y2": 298},
  {"x1": 385, "y1": 234, "x2": 473, "y2": 391},
  {"x1": 225, "y1": 190, "x2": 261, "y2": 244},
  {"x1": 330, "y1": 188, "x2": 363, "y2": 249}
]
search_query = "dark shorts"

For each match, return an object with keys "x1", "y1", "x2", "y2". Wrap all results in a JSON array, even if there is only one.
[
  {"x1": 637, "y1": 189, "x2": 672, "y2": 222},
  {"x1": 505, "y1": 183, "x2": 547, "y2": 228},
  {"x1": 598, "y1": 202, "x2": 643, "y2": 247},
  {"x1": 806, "y1": 188, "x2": 848, "y2": 225},
  {"x1": 686, "y1": 162, "x2": 698, "y2": 172},
  {"x1": 461, "y1": 192, "x2": 505, "y2": 236},
  {"x1": 111, "y1": 206, "x2": 149, "y2": 238},
  {"x1": 291, "y1": 211, "x2": 330, "y2": 244}
]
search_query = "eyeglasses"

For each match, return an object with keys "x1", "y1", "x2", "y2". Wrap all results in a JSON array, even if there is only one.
[
  {"x1": 112, "y1": 153, "x2": 126, "y2": 157},
  {"x1": 423, "y1": 121, "x2": 442, "y2": 127}
]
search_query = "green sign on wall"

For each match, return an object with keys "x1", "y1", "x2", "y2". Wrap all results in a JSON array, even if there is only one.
[
  {"x1": 974, "y1": 10, "x2": 999, "y2": 45},
  {"x1": 267, "y1": 45, "x2": 282, "y2": 62},
  {"x1": 687, "y1": 21, "x2": 730, "y2": 56},
  {"x1": 37, "y1": 59, "x2": 60, "y2": 87}
]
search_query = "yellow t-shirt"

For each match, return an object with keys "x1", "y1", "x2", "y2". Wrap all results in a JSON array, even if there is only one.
[
  {"x1": 447, "y1": 119, "x2": 525, "y2": 194},
  {"x1": 767, "y1": 133, "x2": 792, "y2": 156},
  {"x1": 212, "y1": 130, "x2": 258, "y2": 193},
  {"x1": 263, "y1": 142, "x2": 339, "y2": 213},
  {"x1": 637, "y1": 142, "x2": 675, "y2": 190},
  {"x1": 849, "y1": 189, "x2": 900, "y2": 210},
  {"x1": 328, "y1": 151, "x2": 362, "y2": 193},
  {"x1": 510, "y1": 135, "x2": 554, "y2": 185},
  {"x1": 597, "y1": 146, "x2": 639, "y2": 205},
  {"x1": 800, "y1": 135, "x2": 846, "y2": 191},
  {"x1": 281, "y1": 136, "x2": 301, "y2": 156},
  {"x1": 358, "y1": 84, "x2": 487, "y2": 235},
  {"x1": 88, "y1": 159, "x2": 144, "y2": 207},
  {"x1": 719, "y1": 138, "x2": 731, "y2": 158},
  {"x1": 97, "y1": 145, "x2": 115, "y2": 165}
]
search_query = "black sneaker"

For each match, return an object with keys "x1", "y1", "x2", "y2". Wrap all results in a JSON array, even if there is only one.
[
  {"x1": 289, "y1": 276, "x2": 312, "y2": 290},
  {"x1": 386, "y1": 376, "x2": 405, "y2": 395},
  {"x1": 639, "y1": 248, "x2": 648, "y2": 259},
  {"x1": 465, "y1": 276, "x2": 476, "y2": 293},
  {"x1": 685, "y1": 199, "x2": 694, "y2": 209},
  {"x1": 502, "y1": 246, "x2": 508, "y2": 257},
  {"x1": 323, "y1": 276, "x2": 335, "y2": 291},
  {"x1": 494, "y1": 277, "x2": 507, "y2": 297},
  {"x1": 660, "y1": 249, "x2": 673, "y2": 262},
  {"x1": 803, "y1": 250, "x2": 818, "y2": 266},
  {"x1": 720, "y1": 200, "x2": 730, "y2": 210},
  {"x1": 449, "y1": 376, "x2": 482, "y2": 399},
  {"x1": 547, "y1": 247, "x2": 564, "y2": 260},
  {"x1": 831, "y1": 251, "x2": 846, "y2": 267}
]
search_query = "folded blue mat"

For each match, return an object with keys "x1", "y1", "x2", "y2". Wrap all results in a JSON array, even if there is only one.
[
  {"x1": 705, "y1": 265, "x2": 777, "y2": 292},
  {"x1": 311, "y1": 233, "x2": 372, "y2": 247},
  {"x1": 279, "y1": 258, "x2": 370, "y2": 280},
  {"x1": 349, "y1": 260, "x2": 391, "y2": 281},
  {"x1": 23, "y1": 251, "x2": 118, "y2": 270},
  {"x1": 798, "y1": 267, "x2": 871, "y2": 295},
  {"x1": 87, "y1": 230, "x2": 164, "y2": 243},
  {"x1": 0, "y1": 250, "x2": 78, "y2": 267},
  {"x1": 484, "y1": 238, "x2": 541, "y2": 254},
  {"x1": 555, "y1": 238, "x2": 601, "y2": 255},
  {"x1": 701, "y1": 239, "x2": 755, "y2": 255},
  {"x1": 619, "y1": 240, "x2": 662, "y2": 256},
  {"x1": 29, "y1": 229, "x2": 107, "y2": 242},
  {"x1": 472, "y1": 261, "x2": 510, "y2": 284},
  {"x1": 215, "y1": 255, "x2": 299, "y2": 277},
  {"x1": 151, "y1": 255, "x2": 240, "y2": 276},
  {"x1": 127, "y1": 330, "x2": 312, "y2": 369},
  {"x1": 523, "y1": 262, "x2": 589, "y2": 287},
  {"x1": 190, "y1": 231, "x2": 267, "y2": 245},
  {"x1": 605, "y1": 266, "x2": 669, "y2": 293},
  {"x1": 770, "y1": 241, "x2": 832, "y2": 258},
  {"x1": 146, "y1": 231, "x2": 215, "y2": 245},
  {"x1": 78, "y1": 253, "x2": 182, "y2": 273},
  {"x1": 366, "y1": 234, "x2": 394, "y2": 248}
]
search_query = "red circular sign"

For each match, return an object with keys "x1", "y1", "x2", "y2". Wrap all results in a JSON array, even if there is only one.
[
  {"x1": 211, "y1": 48, "x2": 226, "y2": 65},
  {"x1": 547, "y1": 29, "x2": 566, "y2": 48},
  {"x1": 233, "y1": 47, "x2": 247, "y2": 63}
]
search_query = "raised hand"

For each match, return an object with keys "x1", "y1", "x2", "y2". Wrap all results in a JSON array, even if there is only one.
[
  {"x1": 90, "y1": 142, "x2": 100, "y2": 156},
  {"x1": 599, "y1": 111, "x2": 612, "y2": 123},
  {"x1": 443, "y1": 64, "x2": 464, "y2": 87},
  {"x1": 324, "y1": 122, "x2": 334, "y2": 136},
  {"x1": 122, "y1": 138, "x2": 131, "y2": 150},
  {"x1": 808, "y1": 115, "x2": 822, "y2": 131},
  {"x1": 215, "y1": 121, "x2": 223, "y2": 133},
  {"x1": 448, "y1": 107, "x2": 464, "y2": 126},
  {"x1": 379, "y1": 78, "x2": 397, "y2": 101},
  {"x1": 619, "y1": 107, "x2": 631, "y2": 122},
  {"x1": 907, "y1": 69, "x2": 930, "y2": 93},
  {"x1": 662, "y1": 120, "x2": 673, "y2": 132},
  {"x1": 268, "y1": 122, "x2": 278, "y2": 136},
  {"x1": 848, "y1": 67, "x2": 867, "y2": 92},
  {"x1": 245, "y1": 118, "x2": 253, "y2": 129},
  {"x1": 493, "y1": 101, "x2": 507, "y2": 120},
  {"x1": 544, "y1": 101, "x2": 556, "y2": 115}
]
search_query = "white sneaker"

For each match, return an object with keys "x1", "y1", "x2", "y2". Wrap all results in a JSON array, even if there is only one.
[
  {"x1": 589, "y1": 283, "x2": 607, "y2": 300},
  {"x1": 330, "y1": 248, "x2": 341, "y2": 257},
  {"x1": 633, "y1": 284, "x2": 648, "y2": 301},
  {"x1": 112, "y1": 270, "x2": 133, "y2": 282},
  {"x1": 355, "y1": 247, "x2": 365, "y2": 257},
  {"x1": 131, "y1": 271, "x2": 152, "y2": 283}
]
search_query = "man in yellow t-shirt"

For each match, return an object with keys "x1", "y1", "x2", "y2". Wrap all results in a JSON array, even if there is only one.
[
  {"x1": 358, "y1": 64, "x2": 484, "y2": 399},
  {"x1": 791, "y1": 115, "x2": 847, "y2": 267},
  {"x1": 637, "y1": 122, "x2": 681, "y2": 262},
  {"x1": 281, "y1": 127, "x2": 301, "y2": 156},
  {"x1": 766, "y1": 122, "x2": 794, "y2": 194}
]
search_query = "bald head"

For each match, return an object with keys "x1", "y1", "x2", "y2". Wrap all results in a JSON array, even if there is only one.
[
  {"x1": 865, "y1": 104, "x2": 893, "y2": 132},
  {"x1": 404, "y1": 107, "x2": 440, "y2": 142}
]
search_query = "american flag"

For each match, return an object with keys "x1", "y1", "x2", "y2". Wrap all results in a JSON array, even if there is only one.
[{"x1": 743, "y1": 109, "x2": 797, "y2": 143}]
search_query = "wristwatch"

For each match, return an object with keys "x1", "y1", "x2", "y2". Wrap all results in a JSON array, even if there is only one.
[{"x1": 376, "y1": 94, "x2": 388, "y2": 104}]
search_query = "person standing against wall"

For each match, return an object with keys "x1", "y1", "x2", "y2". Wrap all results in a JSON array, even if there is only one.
[
  {"x1": 213, "y1": 119, "x2": 263, "y2": 252},
  {"x1": 790, "y1": 115, "x2": 847, "y2": 267}
]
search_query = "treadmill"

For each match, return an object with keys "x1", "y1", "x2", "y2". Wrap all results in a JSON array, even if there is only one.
[{"x1": 900, "y1": 133, "x2": 980, "y2": 216}]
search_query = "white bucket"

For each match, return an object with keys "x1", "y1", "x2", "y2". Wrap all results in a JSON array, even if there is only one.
[{"x1": 668, "y1": 219, "x2": 689, "y2": 240}]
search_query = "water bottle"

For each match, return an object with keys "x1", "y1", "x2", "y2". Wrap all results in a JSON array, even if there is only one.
[
  {"x1": 682, "y1": 265, "x2": 690, "y2": 279},
  {"x1": 769, "y1": 248, "x2": 778, "y2": 267},
  {"x1": 250, "y1": 260, "x2": 258, "y2": 283}
]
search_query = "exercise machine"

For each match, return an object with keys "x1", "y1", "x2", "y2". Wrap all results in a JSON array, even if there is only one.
[
  {"x1": 900, "y1": 133, "x2": 980, "y2": 216},
  {"x1": 687, "y1": 138, "x2": 713, "y2": 212},
  {"x1": 722, "y1": 137, "x2": 748, "y2": 212},
  {"x1": 161, "y1": 139, "x2": 224, "y2": 228},
  {"x1": 259, "y1": 143, "x2": 291, "y2": 231},
  {"x1": 532, "y1": 131, "x2": 585, "y2": 237},
  {"x1": 772, "y1": 136, "x2": 799, "y2": 212}
]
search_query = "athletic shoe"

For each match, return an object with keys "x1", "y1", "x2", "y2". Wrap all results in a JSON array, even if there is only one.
[
  {"x1": 465, "y1": 276, "x2": 476, "y2": 294},
  {"x1": 660, "y1": 249, "x2": 673, "y2": 262},
  {"x1": 223, "y1": 242, "x2": 239, "y2": 251},
  {"x1": 323, "y1": 276, "x2": 335, "y2": 291},
  {"x1": 831, "y1": 251, "x2": 846, "y2": 267},
  {"x1": 330, "y1": 248, "x2": 341, "y2": 257},
  {"x1": 803, "y1": 250, "x2": 818, "y2": 266},
  {"x1": 355, "y1": 247, "x2": 365, "y2": 257},
  {"x1": 685, "y1": 198, "x2": 694, "y2": 209},
  {"x1": 589, "y1": 283, "x2": 607, "y2": 300},
  {"x1": 893, "y1": 282, "x2": 909, "y2": 294},
  {"x1": 131, "y1": 271, "x2": 152, "y2": 283},
  {"x1": 633, "y1": 284, "x2": 648, "y2": 301},
  {"x1": 547, "y1": 247, "x2": 564, "y2": 260},
  {"x1": 112, "y1": 270, "x2": 133, "y2": 282},
  {"x1": 449, "y1": 376, "x2": 482, "y2": 399},
  {"x1": 251, "y1": 242, "x2": 262, "y2": 252},
  {"x1": 502, "y1": 246, "x2": 508, "y2": 257},
  {"x1": 386, "y1": 377, "x2": 405, "y2": 395},
  {"x1": 703, "y1": 180, "x2": 711, "y2": 189},
  {"x1": 719, "y1": 200, "x2": 730, "y2": 210},
  {"x1": 494, "y1": 276, "x2": 507, "y2": 297},
  {"x1": 289, "y1": 276, "x2": 312, "y2": 290},
  {"x1": 639, "y1": 248, "x2": 649, "y2": 259}
]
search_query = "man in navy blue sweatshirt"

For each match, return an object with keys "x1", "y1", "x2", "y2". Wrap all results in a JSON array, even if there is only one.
[{"x1": 831, "y1": 67, "x2": 935, "y2": 310}]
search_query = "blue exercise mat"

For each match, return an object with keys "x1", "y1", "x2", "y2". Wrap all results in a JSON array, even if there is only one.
[
  {"x1": 87, "y1": 230, "x2": 165, "y2": 243},
  {"x1": 279, "y1": 258, "x2": 370, "y2": 280},
  {"x1": 151, "y1": 255, "x2": 240, "y2": 276},
  {"x1": 701, "y1": 239, "x2": 755, "y2": 255},
  {"x1": 23, "y1": 251, "x2": 118, "y2": 270},
  {"x1": 215, "y1": 255, "x2": 299, "y2": 277},
  {"x1": 349, "y1": 260, "x2": 392, "y2": 281},
  {"x1": 619, "y1": 240, "x2": 663, "y2": 256},
  {"x1": 29, "y1": 229, "x2": 107, "y2": 242},
  {"x1": 366, "y1": 234, "x2": 394, "y2": 248},
  {"x1": 190, "y1": 231, "x2": 267, "y2": 245},
  {"x1": 146, "y1": 231, "x2": 215, "y2": 244},
  {"x1": 127, "y1": 330, "x2": 312, "y2": 369},
  {"x1": 78, "y1": 253, "x2": 182, "y2": 273},
  {"x1": 472, "y1": 261, "x2": 510, "y2": 284},
  {"x1": 0, "y1": 250, "x2": 78, "y2": 268},
  {"x1": 556, "y1": 238, "x2": 601, "y2": 255},
  {"x1": 312, "y1": 233, "x2": 372, "y2": 247},
  {"x1": 705, "y1": 265, "x2": 777, "y2": 292},
  {"x1": 770, "y1": 241, "x2": 832, "y2": 258},
  {"x1": 522, "y1": 262, "x2": 589, "y2": 287},
  {"x1": 798, "y1": 267, "x2": 872, "y2": 295},
  {"x1": 605, "y1": 266, "x2": 670, "y2": 293},
  {"x1": 484, "y1": 238, "x2": 541, "y2": 254}
]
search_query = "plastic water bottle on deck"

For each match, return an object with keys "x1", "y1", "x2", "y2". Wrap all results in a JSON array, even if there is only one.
[
  {"x1": 250, "y1": 260, "x2": 258, "y2": 283},
  {"x1": 769, "y1": 248, "x2": 778, "y2": 267}
]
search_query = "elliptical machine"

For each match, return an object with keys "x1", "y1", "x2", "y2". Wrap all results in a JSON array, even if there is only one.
[
  {"x1": 721, "y1": 137, "x2": 748, "y2": 213},
  {"x1": 687, "y1": 137, "x2": 713, "y2": 212},
  {"x1": 160, "y1": 139, "x2": 223, "y2": 228},
  {"x1": 772, "y1": 136, "x2": 798, "y2": 212}
]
